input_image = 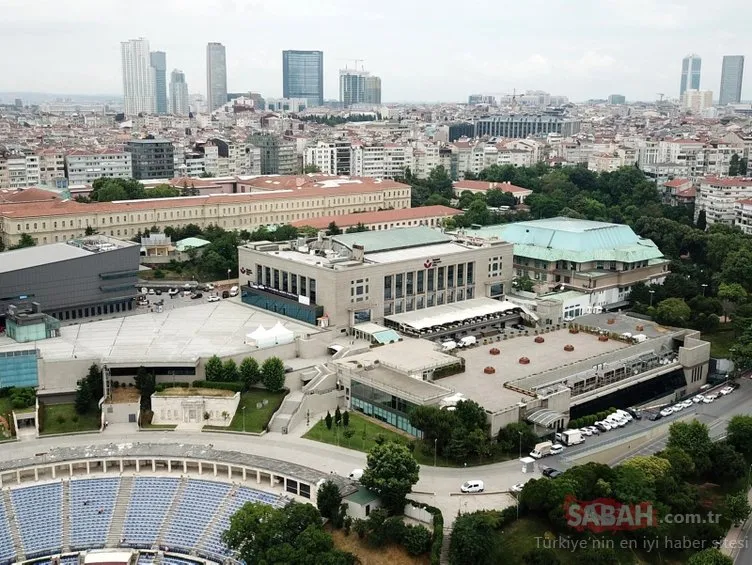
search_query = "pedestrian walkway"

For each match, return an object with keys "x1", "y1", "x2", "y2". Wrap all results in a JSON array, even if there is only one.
[
  {"x1": 720, "y1": 488, "x2": 752, "y2": 561},
  {"x1": 175, "y1": 423, "x2": 204, "y2": 432}
]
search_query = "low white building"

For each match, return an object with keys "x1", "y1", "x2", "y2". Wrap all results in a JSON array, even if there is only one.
[
  {"x1": 151, "y1": 390, "x2": 241, "y2": 426},
  {"x1": 65, "y1": 150, "x2": 133, "y2": 185},
  {"x1": 695, "y1": 176, "x2": 752, "y2": 226}
]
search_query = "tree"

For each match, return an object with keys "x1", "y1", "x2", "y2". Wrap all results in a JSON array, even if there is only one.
[
  {"x1": 303, "y1": 164, "x2": 322, "y2": 173},
  {"x1": 222, "y1": 359, "x2": 239, "y2": 382},
  {"x1": 325, "y1": 411, "x2": 333, "y2": 430},
  {"x1": 654, "y1": 297, "x2": 691, "y2": 327},
  {"x1": 86, "y1": 363, "x2": 104, "y2": 401},
  {"x1": 448, "y1": 511, "x2": 499, "y2": 565},
  {"x1": 725, "y1": 492, "x2": 751, "y2": 526},
  {"x1": 401, "y1": 524, "x2": 432, "y2": 556},
  {"x1": 667, "y1": 420, "x2": 713, "y2": 476},
  {"x1": 204, "y1": 355, "x2": 223, "y2": 381},
  {"x1": 513, "y1": 276, "x2": 535, "y2": 292},
  {"x1": 709, "y1": 441, "x2": 746, "y2": 483},
  {"x1": 134, "y1": 366, "x2": 156, "y2": 410},
  {"x1": 146, "y1": 184, "x2": 181, "y2": 199},
  {"x1": 621, "y1": 455, "x2": 671, "y2": 485},
  {"x1": 486, "y1": 189, "x2": 517, "y2": 208},
  {"x1": 729, "y1": 153, "x2": 742, "y2": 176},
  {"x1": 345, "y1": 223, "x2": 369, "y2": 233},
  {"x1": 726, "y1": 415, "x2": 752, "y2": 459},
  {"x1": 696, "y1": 209, "x2": 707, "y2": 231},
  {"x1": 10, "y1": 233, "x2": 36, "y2": 249},
  {"x1": 223, "y1": 501, "x2": 354, "y2": 565},
  {"x1": 497, "y1": 422, "x2": 541, "y2": 455},
  {"x1": 74, "y1": 379, "x2": 93, "y2": 414},
  {"x1": 334, "y1": 406, "x2": 342, "y2": 426},
  {"x1": 84, "y1": 226, "x2": 96, "y2": 236},
  {"x1": 261, "y1": 357, "x2": 286, "y2": 392},
  {"x1": 239, "y1": 357, "x2": 260, "y2": 389},
  {"x1": 718, "y1": 282, "x2": 747, "y2": 320},
  {"x1": 464, "y1": 199, "x2": 490, "y2": 225},
  {"x1": 326, "y1": 222, "x2": 342, "y2": 236},
  {"x1": 316, "y1": 480, "x2": 342, "y2": 521},
  {"x1": 342, "y1": 410, "x2": 350, "y2": 427},
  {"x1": 360, "y1": 442, "x2": 420, "y2": 514},
  {"x1": 687, "y1": 548, "x2": 733, "y2": 565},
  {"x1": 523, "y1": 548, "x2": 562, "y2": 565}
]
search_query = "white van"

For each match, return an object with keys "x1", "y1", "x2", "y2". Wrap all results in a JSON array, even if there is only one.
[
  {"x1": 348, "y1": 469, "x2": 364, "y2": 481},
  {"x1": 441, "y1": 340, "x2": 458, "y2": 352},
  {"x1": 229, "y1": 285, "x2": 239, "y2": 297},
  {"x1": 460, "y1": 480, "x2": 485, "y2": 493},
  {"x1": 458, "y1": 336, "x2": 477, "y2": 348}
]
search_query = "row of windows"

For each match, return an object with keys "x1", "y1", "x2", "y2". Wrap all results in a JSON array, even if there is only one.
[
  {"x1": 49, "y1": 300, "x2": 133, "y2": 322},
  {"x1": 255, "y1": 265, "x2": 317, "y2": 303},
  {"x1": 384, "y1": 287, "x2": 475, "y2": 315},
  {"x1": 384, "y1": 263, "x2": 475, "y2": 300}
]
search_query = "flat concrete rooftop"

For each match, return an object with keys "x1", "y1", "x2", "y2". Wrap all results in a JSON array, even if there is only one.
[
  {"x1": 444, "y1": 329, "x2": 628, "y2": 413},
  {"x1": 575, "y1": 312, "x2": 679, "y2": 338},
  {"x1": 0, "y1": 301, "x2": 319, "y2": 364}
]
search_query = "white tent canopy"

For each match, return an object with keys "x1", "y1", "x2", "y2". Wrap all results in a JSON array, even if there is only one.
[
  {"x1": 245, "y1": 323, "x2": 295, "y2": 348},
  {"x1": 386, "y1": 299, "x2": 524, "y2": 331}
]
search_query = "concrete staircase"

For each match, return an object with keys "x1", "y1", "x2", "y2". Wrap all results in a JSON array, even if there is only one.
[
  {"x1": 61, "y1": 479, "x2": 71, "y2": 552},
  {"x1": 155, "y1": 478, "x2": 188, "y2": 547},
  {"x1": 2, "y1": 488, "x2": 26, "y2": 561},
  {"x1": 194, "y1": 484, "x2": 238, "y2": 555},
  {"x1": 440, "y1": 527, "x2": 452, "y2": 565},
  {"x1": 268, "y1": 391, "x2": 304, "y2": 434},
  {"x1": 106, "y1": 476, "x2": 134, "y2": 547}
]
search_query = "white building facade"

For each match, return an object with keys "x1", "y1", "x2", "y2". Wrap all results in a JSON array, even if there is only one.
[{"x1": 121, "y1": 38, "x2": 156, "y2": 115}]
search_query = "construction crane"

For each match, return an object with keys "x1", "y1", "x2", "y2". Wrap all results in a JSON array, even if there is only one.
[
  {"x1": 657, "y1": 93, "x2": 665, "y2": 102},
  {"x1": 338, "y1": 58, "x2": 365, "y2": 71}
]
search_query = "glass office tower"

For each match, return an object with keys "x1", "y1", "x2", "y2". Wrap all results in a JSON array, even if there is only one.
[{"x1": 283, "y1": 50, "x2": 324, "y2": 107}]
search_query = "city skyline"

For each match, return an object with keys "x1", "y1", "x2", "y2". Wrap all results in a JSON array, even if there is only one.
[
  {"x1": 2, "y1": 0, "x2": 752, "y2": 102},
  {"x1": 206, "y1": 42, "x2": 227, "y2": 112}
]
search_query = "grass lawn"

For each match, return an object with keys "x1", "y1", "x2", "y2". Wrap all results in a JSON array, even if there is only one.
[
  {"x1": 41, "y1": 403, "x2": 100, "y2": 435},
  {"x1": 702, "y1": 327, "x2": 736, "y2": 358},
  {"x1": 303, "y1": 411, "x2": 512, "y2": 467},
  {"x1": 205, "y1": 389, "x2": 287, "y2": 433},
  {"x1": 328, "y1": 525, "x2": 428, "y2": 565}
]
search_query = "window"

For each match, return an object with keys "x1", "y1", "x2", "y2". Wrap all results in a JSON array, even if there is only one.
[
  {"x1": 384, "y1": 275, "x2": 392, "y2": 300},
  {"x1": 417, "y1": 270, "x2": 424, "y2": 293},
  {"x1": 406, "y1": 272, "x2": 414, "y2": 295},
  {"x1": 395, "y1": 274, "x2": 404, "y2": 298},
  {"x1": 457, "y1": 263, "x2": 464, "y2": 286},
  {"x1": 467, "y1": 262, "x2": 474, "y2": 284},
  {"x1": 437, "y1": 267, "x2": 445, "y2": 290},
  {"x1": 447, "y1": 266, "x2": 454, "y2": 288},
  {"x1": 427, "y1": 269, "x2": 435, "y2": 291}
]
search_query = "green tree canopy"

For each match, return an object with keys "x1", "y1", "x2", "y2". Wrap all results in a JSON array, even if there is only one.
[
  {"x1": 239, "y1": 357, "x2": 260, "y2": 389},
  {"x1": 204, "y1": 355, "x2": 223, "y2": 381},
  {"x1": 360, "y1": 442, "x2": 420, "y2": 514},
  {"x1": 134, "y1": 366, "x2": 156, "y2": 410},
  {"x1": 667, "y1": 420, "x2": 713, "y2": 476},
  {"x1": 261, "y1": 356, "x2": 286, "y2": 392},
  {"x1": 316, "y1": 480, "x2": 342, "y2": 521},
  {"x1": 687, "y1": 548, "x2": 733, "y2": 565},
  {"x1": 654, "y1": 297, "x2": 691, "y2": 327}
]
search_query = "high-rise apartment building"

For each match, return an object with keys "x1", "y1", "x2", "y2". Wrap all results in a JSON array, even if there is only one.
[
  {"x1": 608, "y1": 94, "x2": 626, "y2": 105},
  {"x1": 150, "y1": 51, "x2": 168, "y2": 115},
  {"x1": 169, "y1": 69, "x2": 190, "y2": 116},
  {"x1": 125, "y1": 139, "x2": 175, "y2": 180},
  {"x1": 206, "y1": 42, "x2": 228, "y2": 113},
  {"x1": 680, "y1": 54, "x2": 702, "y2": 97},
  {"x1": 719, "y1": 55, "x2": 745, "y2": 106},
  {"x1": 474, "y1": 115, "x2": 581, "y2": 138},
  {"x1": 247, "y1": 133, "x2": 297, "y2": 175},
  {"x1": 681, "y1": 90, "x2": 713, "y2": 113},
  {"x1": 282, "y1": 50, "x2": 324, "y2": 107},
  {"x1": 339, "y1": 69, "x2": 381, "y2": 106},
  {"x1": 121, "y1": 38, "x2": 156, "y2": 115}
]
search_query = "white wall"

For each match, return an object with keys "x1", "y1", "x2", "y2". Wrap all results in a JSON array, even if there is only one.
[{"x1": 151, "y1": 393, "x2": 240, "y2": 426}]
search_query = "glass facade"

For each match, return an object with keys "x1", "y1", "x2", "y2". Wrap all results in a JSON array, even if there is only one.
[
  {"x1": 350, "y1": 380, "x2": 423, "y2": 437},
  {"x1": 282, "y1": 50, "x2": 324, "y2": 106},
  {"x1": 242, "y1": 285, "x2": 323, "y2": 325},
  {"x1": 0, "y1": 350, "x2": 39, "y2": 388}
]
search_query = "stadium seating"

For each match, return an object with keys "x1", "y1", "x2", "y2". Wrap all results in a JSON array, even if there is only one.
[
  {"x1": 121, "y1": 477, "x2": 180, "y2": 548},
  {"x1": 162, "y1": 480, "x2": 231, "y2": 553},
  {"x1": 10, "y1": 482, "x2": 63, "y2": 558},
  {"x1": 69, "y1": 477, "x2": 121, "y2": 550},
  {"x1": 0, "y1": 497, "x2": 16, "y2": 565}
]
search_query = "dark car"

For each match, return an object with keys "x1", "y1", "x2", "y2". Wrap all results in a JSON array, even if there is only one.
[
  {"x1": 626, "y1": 407, "x2": 642, "y2": 420},
  {"x1": 222, "y1": 290, "x2": 230, "y2": 299},
  {"x1": 541, "y1": 467, "x2": 561, "y2": 478},
  {"x1": 191, "y1": 292, "x2": 203, "y2": 299},
  {"x1": 648, "y1": 412, "x2": 662, "y2": 421},
  {"x1": 730, "y1": 381, "x2": 741, "y2": 390},
  {"x1": 155, "y1": 289, "x2": 163, "y2": 295}
]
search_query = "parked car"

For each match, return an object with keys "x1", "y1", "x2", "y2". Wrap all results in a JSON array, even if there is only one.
[
  {"x1": 191, "y1": 292, "x2": 203, "y2": 299},
  {"x1": 168, "y1": 288, "x2": 179, "y2": 296},
  {"x1": 595, "y1": 421, "x2": 612, "y2": 432},
  {"x1": 541, "y1": 467, "x2": 561, "y2": 478},
  {"x1": 349, "y1": 469, "x2": 364, "y2": 481},
  {"x1": 207, "y1": 295, "x2": 220, "y2": 302},
  {"x1": 703, "y1": 394, "x2": 718, "y2": 403},
  {"x1": 580, "y1": 427, "x2": 592, "y2": 436},
  {"x1": 222, "y1": 290, "x2": 230, "y2": 299},
  {"x1": 659, "y1": 407, "x2": 674, "y2": 417},
  {"x1": 182, "y1": 290, "x2": 191, "y2": 297},
  {"x1": 719, "y1": 386, "x2": 734, "y2": 396},
  {"x1": 730, "y1": 381, "x2": 741, "y2": 390},
  {"x1": 672, "y1": 404, "x2": 684, "y2": 412},
  {"x1": 625, "y1": 407, "x2": 642, "y2": 420},
  {"x1": 460, "y1": 480, "x2": 485, "y2": 493},
  {"x1": 587, "y1": 426, "x2": 600, "y2": 435},
  {"x1": 154, "y1": 289, "x2": 162, "y2": 295},
  {"x1": 148, "y1": 288, "x2": 155, "y2": 295},
  {"x1": 547, "y1": 470, "x2": 563, "y2": 479},
  {"x1": 648, "y1": 412, "x2": 663, "y2": 421},
  {"x1": 692, "y1": 394, "x2": 705, "y2": 403},
  {"x1": 550, "y1": 444, "x2": 565, "y2": 455},
  {"x1": 510, "y1": 482, "x2": 526, "y2": 493}
]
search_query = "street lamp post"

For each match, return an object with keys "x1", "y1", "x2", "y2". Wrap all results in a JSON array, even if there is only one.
[
  {"x1": 227, "y1": 268, "x2": 231, "y2": 282},
  {"x1": 649, "y1": 290, "x2": 656, "y2": 307},
  {"x1": 434, "y1": 438, "x2": 438, "y2": 467},
  {"x1": 518, "y1": 431, "x2": 523, "y2": 460},
  {"x1": 702, "y1": 284, "x2": 708, "y2": 297},
  {"x1": 242, "y1": 406, "x2": 246, "y2": 433},
  {"x1": 748, "y1": 463, "x2": 752, "y2": 491}
]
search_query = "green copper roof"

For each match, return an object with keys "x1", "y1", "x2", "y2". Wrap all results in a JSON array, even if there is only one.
[
  {"x1": 470, "y1": 217, "x2": 665, "y2": 263},
  {"x1": 332, "y1": 226, "x2": 451, "y2": 253}
]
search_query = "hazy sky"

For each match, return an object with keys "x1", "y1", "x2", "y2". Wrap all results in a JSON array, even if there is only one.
[{"x1": 1, "y1": 0, "x2": 751, "y2": 103}]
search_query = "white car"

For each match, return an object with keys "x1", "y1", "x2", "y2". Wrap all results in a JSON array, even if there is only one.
[
  {"x1": 587, "y1": 426, "x2": 600, "y2": 435},
  {"x1": 182, "y1": 290, "x2": 191, "y2": 297},
  {"x1": 168, "y1": 288, "x2": 179, "y2": 296},
  {"x1": 207, "y1": 295, "x2": 220, "y2": 302},
  {"x1": 148, "y1": 288, "x2": 155, "y2": 295},
  {"x1": 680, "y1": 400, "x2": 694, "y2": 409},
  {"x1": 660, "y1": 407, "x2": 674, "y2": 417},
  {"x1": 510, "y1": 482, "x2": 526, "y2": 493},
  {"x1": 206, "y1": 283, "x2": 215, "y2": 290},
  {"x1": 672, "y1": 404, "x2": 684, "y2": 412},
  {"x1": 461, "y1": 480, "x2": 485, "y2": 493},
  {"x1": 580, "y1": 427, "x2": 593, "y2": 436},
  {"x1": 703, "y1": 394, "x2": 718, "y2": 403},
  {"x1": 692, "y1": 395, "x2": 705, "y2": 403},
  {"x1": 550, "y1": 444, "x2": 565, "y2": 455},
  {"x1": 595, "y1": 421, "x2": 612, "y2": 432},
  {"x1": 720, "y1": 386, "x2": 734, "y2": 396}
]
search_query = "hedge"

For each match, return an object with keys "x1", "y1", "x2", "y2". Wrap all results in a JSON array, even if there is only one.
[
  {"x1": 154, "y1": 382, "x2": 191, "y2": 392},
  {"x1": 406, "y1": 500, "x2": 443, "y2": 565},
  {"x1": 568, "y1": 406, "x2": 618, "y2": 429},
  {"x1": 190, "y1": 380, "x2": 244, "y2": 392}
]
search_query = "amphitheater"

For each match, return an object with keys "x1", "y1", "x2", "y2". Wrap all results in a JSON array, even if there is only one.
[{"x1": 0, "y1": 442, "x2": 353, "y2": 565}]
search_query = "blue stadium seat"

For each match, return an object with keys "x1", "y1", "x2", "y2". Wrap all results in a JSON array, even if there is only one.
[
  {"x1": 69, "y1": 477, "x2": 121, "y2": 550},
  {"x1": 10, "y1": 482, "x2": 63, "y2": 559}
]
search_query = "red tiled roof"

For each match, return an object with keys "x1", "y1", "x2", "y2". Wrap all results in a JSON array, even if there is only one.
[
  {"x1": 452, "y1": 180, "x2": 532, "y2": 194},
  {"x1": 663, "y1": 178, "x2": 691, "y2": 188},
  {"x1": 290, "y1": 205, "x2": 459, "y2": 229},
  {"x1": 0, "y1": 188, "x2": 61, "y2": 204},
  {"x1": 238, "y1": 175, "x2": 409, "y2": 192},
  {"x1": 676, "y1": 187, "x2": 696, "y2": 198},
  {"x1": 701, "y1": 176, "x2": 752, "y2": 187}
]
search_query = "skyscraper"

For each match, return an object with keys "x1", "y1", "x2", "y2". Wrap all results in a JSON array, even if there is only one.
[
  {"x1": 206, "y1": 42, "x2": 228, "y2": 113},
  {"x1": 150, "y1": 51, "x2": 168, "y2": 115},
  {"x1": 719, "y1": 55, "x2": 745, "y2": 106},
  {"x1": 283, "y1": 50, "x2": 324, "y2": 107},
  {"x1": 339, "y1": 69, "x2": 382, "y2": 106},
  {"x1": 680, "y1": 54, "x2": 702, "y2": 97},
  {"x1": 121, "y1": 38, "x2": 155, "y2": 115},
  {"x1": 169, "y1": 69, "x2": 190, "y2": 116}
]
